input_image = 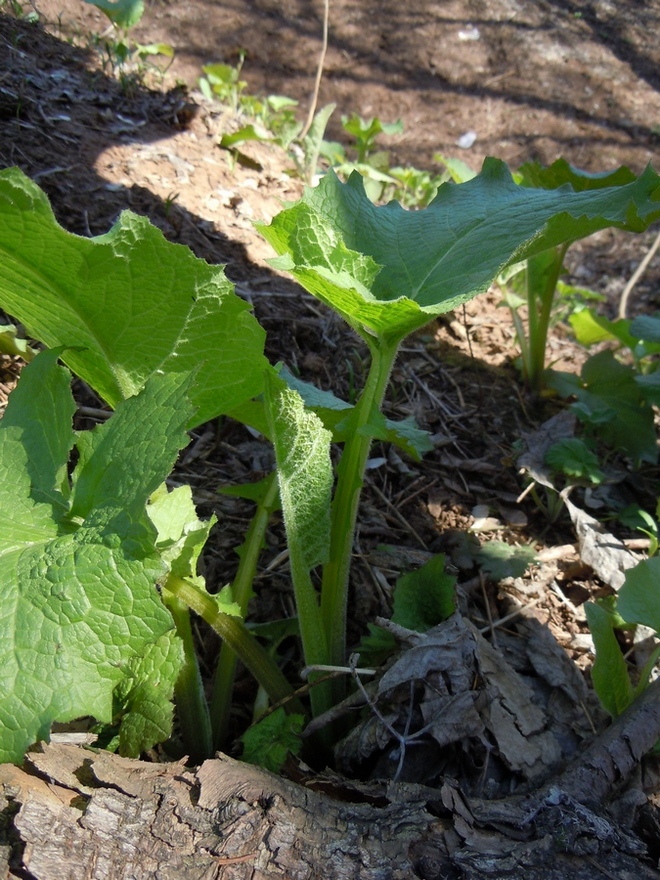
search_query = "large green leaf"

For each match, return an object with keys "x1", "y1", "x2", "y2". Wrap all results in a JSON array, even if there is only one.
[
  {"x1": 0, "y1": 351, "x2": 193, "y2": 763},
  {"x1": 518, "y1": 158, "x2": 638, "y2": 190},
  {"x1": 0, "y1": 168, "x2": 268, "y2": 427},
  {"x1": 257, "y1": 160, "x2": 660, "y2": 343}
]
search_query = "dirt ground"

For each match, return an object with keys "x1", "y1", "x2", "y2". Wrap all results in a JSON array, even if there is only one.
[{"x1": 1, "y1": 0, "x2": 660, "y2": 874}]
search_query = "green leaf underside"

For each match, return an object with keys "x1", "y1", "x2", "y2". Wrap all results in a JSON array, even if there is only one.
[
  {"x1": 585, "y1": 602, "x2": 634, "y2": 717},
  {"x1": 0, "y1": 168, "x2": 268, "y2": 427},
  {"x1": 264, "y1": 373, "x2": 332, "y2": 572},
  {"x1": 0, "y1": 352, "x2": 193, "y2": 762},
  {"x1": 258, "y1": 160, "x2": 660, "y2": 342},
  {"x1": 83, "y1": 0, "x2": 144, "y2": 30}
]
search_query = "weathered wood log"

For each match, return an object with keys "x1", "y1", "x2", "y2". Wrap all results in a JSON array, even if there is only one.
[{"x1": 1, "y1": 680, "x2": 659, "y2": 880}]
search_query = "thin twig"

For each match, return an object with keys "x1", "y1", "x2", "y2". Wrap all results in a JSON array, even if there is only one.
[
  {"x1": 299, "y1": 0, "x2": 330, "y2": 140},
  {"x1": 368, "y1": 478, "x2": 429, "y2": 549},
  {"x1": 618, "y1": 226, "x2": 660, "y2": 319},
  {"x1": 479, "y1": 571, "x2": 497, "y2": 647},
  {"x1": 477, "y1": 596, "x2": 542, "y2": 634}
]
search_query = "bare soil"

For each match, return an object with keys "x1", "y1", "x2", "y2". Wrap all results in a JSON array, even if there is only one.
[{"x1": 1, "y1": 0, "x2": 660, "y2": 875}]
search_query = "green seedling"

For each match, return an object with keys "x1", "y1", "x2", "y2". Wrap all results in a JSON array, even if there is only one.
[
  {"x1": 200, "y1": 57, "x2": 334, "y2": 183},
  {"x1": 321, "y1": 113, "x2": 406, "y2": 203},
  {"x1": 84, "y1": 0, "x2": 173, "y2": 85},
  {"x1": 0, "y1": 159, "x2": 659, "y2": 764},
  {"x1": 618, "y1": 502, "x2": 660, "y2": 557},
  {"x1": 199, "y1": 55, "x2": 248, "y2": 112}
]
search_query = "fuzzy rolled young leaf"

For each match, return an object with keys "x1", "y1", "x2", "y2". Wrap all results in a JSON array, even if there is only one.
[
  {"x1": 264, "y1": 372, "x2": 333, "y2": 573},
  {"x1": 0, "y1": 352, "x2": 194, "y2": 763},
  {"x1": 0, "y1": 167, "x2": 269, "y2": 427},
  {"x1": 257, "y1": 160, "x2": 660, "y2": 344},
  {"x1": 263, "y1": 371, "x2": 331, "y2": 694},
  {"x1": 148, "y1": 483, "x2": 217, "y2": 586}
]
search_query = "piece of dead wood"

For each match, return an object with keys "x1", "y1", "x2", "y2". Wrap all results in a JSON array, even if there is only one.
[
  {"x1": 1, "y1": 682, "x2": 658, "y2": 878},
  {"x1": 0, "y1": 706, "x2": 658, "y2": 880}
]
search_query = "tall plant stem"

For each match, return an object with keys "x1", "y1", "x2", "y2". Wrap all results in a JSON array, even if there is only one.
[
  {"x1": 162, "y1": 594, "x2": 213, "y2": 761},
  {"x1": 164, "y1": 574, "x2": 304, "y2": 716},
  {"x1": 300, "y1": 0, "x2": 330, "y2": 140},
  {"x1": 320, "y1": 335, "x2": 401, "y2": 681},
  {"x1": 209, "y1": 472, "x2": 279, "y2": 749},
  {"x1": 526, "y1": 242, "x2": 569, "y2": 392}
]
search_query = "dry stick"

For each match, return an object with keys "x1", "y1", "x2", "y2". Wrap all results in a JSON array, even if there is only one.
[
  {"x1": 299, "y1": 0, "x2": 330, "y2": 141},
  {"x1": 554, "y1": 675, "x2": 660, "y2": 809},
  {"x1": 618, "y1": 226, "x2": 660, "y2": 319}
]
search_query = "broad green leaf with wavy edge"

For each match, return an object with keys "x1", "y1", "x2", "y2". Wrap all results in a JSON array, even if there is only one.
[
  {"x1": 518, "y1": 158, "x2": 638, "y2": 191},
  {"x1": 257, "y1": 159, "x2": 660, "y2": 344},
  {"x1": 0, "y1": 351, "x2": 194, "y2": 763},
  {"x1": 0, "y1": 167, "x2": 269, "y2": 428}
]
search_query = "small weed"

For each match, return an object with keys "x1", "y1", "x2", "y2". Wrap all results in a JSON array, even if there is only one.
[{"x1": 84, "y1": 0, "x2": 174, "y2": 87}]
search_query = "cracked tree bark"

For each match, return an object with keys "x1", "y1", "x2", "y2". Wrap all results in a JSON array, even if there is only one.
[{"x1": 1, "y1": 679, "x2": 659, "y2": 880}]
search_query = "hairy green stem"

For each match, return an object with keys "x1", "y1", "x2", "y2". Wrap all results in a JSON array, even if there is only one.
[
  {"x1": 164, "y1": 574, "x2": 303, "y2": 716},
  {"x1": 288, "y1": 528, "x2": 331, "y2": 718},
  {"x1": 162, "y1": 593, "x2": 213, "y2": 761},
  {"x1": 210, "y1": 472, "x2": 279, "y2": 749},
  {"x1": 320, "y1": 335, "x2": 400, "y2": 683}
]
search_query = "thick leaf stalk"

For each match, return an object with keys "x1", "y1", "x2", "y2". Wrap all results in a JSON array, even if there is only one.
[
  {"x1": 321, "y1": 335, "x2": 400, "y2": 680},
  {"x1": 524, "y1": 243, "x2": 569, "y2": 392},
  {"x1": 162, "y1": 593, "x2": 213, "y2": 761},
  {"x1": 210, "y1": 472, "x2": 280, "y2": 749},
  {"x1": 164, "y1": 575, "x2": 303, "y2": 715}
]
